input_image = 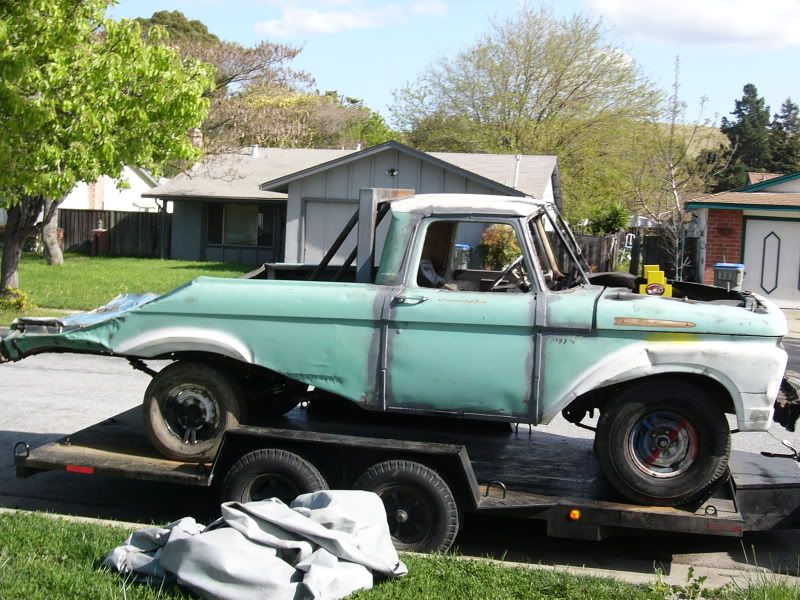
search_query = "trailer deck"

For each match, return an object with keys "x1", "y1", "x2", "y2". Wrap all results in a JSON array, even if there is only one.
[{"x1": 14, "y1": 405, "x2": 800, "y2": 541}]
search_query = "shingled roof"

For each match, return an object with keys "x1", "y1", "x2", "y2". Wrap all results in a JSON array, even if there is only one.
[
  {"x1": 144, "y1": 141, "x2": 560, "y2": 202},
  {"x1": 685, "y1": 191, "x2": 800, "y2": 209}
]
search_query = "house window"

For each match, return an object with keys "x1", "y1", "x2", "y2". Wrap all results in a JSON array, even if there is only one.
[{"x1": 207, "y1": 202, "x2": 278, "y2": 247}]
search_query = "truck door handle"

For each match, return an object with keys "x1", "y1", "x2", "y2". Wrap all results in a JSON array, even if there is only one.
[{"x1": 393, "y1": 295, "x2": 428, "y2": 305}]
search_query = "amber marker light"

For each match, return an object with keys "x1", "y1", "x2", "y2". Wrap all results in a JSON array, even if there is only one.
[{"x1": 568, "y1": 509, "x2": 582, "y2": 521}]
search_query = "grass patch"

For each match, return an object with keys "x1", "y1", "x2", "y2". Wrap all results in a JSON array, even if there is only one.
[
  {"x1": 0, "y1": 253, "x2": 253, "y2": 324},
  {"x1": 2, "y1": 511, "x2": 799, "y2": 600},
  {"x1": 0, "y1": 512, "x2": 189, "y2": 600}
]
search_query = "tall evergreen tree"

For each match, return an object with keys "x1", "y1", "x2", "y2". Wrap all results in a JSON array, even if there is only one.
[
  {"x1": 715, "y1": 84, "x2": 771, "y2": 190},
  {"x1": 768, "y1": 98, "x2": 800, "y2": 174}
]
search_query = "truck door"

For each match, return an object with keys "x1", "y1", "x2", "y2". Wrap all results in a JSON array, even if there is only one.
[{"x1": 383, "y1": 218, "x2": 537, "y2": 421}]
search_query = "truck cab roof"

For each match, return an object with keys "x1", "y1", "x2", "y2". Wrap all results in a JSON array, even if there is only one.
[{"x1": 390, "y1": 193, "x2": 548, "y2": 218}]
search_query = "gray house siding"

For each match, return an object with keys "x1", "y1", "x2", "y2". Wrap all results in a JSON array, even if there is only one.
[{"x1": 285, "y1": 149, "x2": 498, "y2": 263}]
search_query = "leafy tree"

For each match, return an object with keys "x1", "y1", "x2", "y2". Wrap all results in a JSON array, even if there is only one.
[
  {"x1": 138, "y1": 10, "x2": 391, "y2": 151},
  {"x1": 0, "y1": 0, "x2": 213, "y2": 293},
  {"x1": 392, "y1": 6, "x2": 661, "y2": 219},
  {"x1": 135, "y1": 10, "x2": 219, "y2": 44},
  {"x1": 715, "y1": 84, "x2": 772, "y2": 189},
  {"x1": 768, "y1": 98, "x2": 800, "y2": 174}
]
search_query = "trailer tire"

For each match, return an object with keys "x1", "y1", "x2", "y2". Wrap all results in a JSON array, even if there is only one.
[
  {"x1": 353, "y1": 460, "x2": 459, "y2": 553},
  {"x1": 595, "y1": 380, "x2": 731, "y2": 507},
  {"x1": 144, "y1": 361, "x2": 242, "y2": 463},
  {"x1": 222, "y1": 449, "x2": 328, "y2": 504}
]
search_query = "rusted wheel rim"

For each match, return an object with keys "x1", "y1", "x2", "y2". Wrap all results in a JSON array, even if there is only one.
[{"x1": 628, "y1": 410, "x2": 699, "y2": 478}]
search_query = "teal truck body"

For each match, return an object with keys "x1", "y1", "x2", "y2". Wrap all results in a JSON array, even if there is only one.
[{"x1": 2, "y1": 193, "x2": 795, "y2": 506}]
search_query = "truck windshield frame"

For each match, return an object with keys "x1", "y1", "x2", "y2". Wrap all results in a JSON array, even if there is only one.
[{"x1": 528, "y1": 210, "x2": 590, "y2": 291}]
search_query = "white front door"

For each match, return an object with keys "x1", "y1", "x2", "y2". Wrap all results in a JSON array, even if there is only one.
[{"x1": 743, "y1": 218, "x2": 800, "y2": 308}]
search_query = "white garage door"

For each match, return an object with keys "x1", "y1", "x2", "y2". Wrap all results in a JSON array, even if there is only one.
[
  {"x1": 743, "y1": 219, "x2": 800, "y2": 308},
  {"x1": 303, "y1": 201, "x2": 389, "y2": 266}
]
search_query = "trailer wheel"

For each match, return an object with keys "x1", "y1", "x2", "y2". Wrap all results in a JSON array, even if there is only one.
[
  {"x1": 222, "y1": 449, "x2": 328, "y2": 504},
  {"x1": 595, "y1": 381, "x2": 731, "y2": 506},
  {"x1": 353, "y1": 460, "x2": 459, "y2": 553},
  {"x1": 144, "y1": 361, "x2": 242, "y2": 462}
]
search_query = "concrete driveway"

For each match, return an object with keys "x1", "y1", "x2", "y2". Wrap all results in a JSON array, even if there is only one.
[{"x1": 2, "y1": 335, "x2": 800, "y2": 584}]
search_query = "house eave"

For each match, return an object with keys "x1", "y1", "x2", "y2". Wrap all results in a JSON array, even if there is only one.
[{"x1": 685, "y1": 202, "x2": 800, "y2": 211}]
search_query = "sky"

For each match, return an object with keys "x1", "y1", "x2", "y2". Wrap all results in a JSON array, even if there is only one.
[{"x1": 109, "y1": 0, "x2": 800, "y2": 127}]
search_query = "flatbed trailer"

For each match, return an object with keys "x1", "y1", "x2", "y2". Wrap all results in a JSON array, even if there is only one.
[{"x1": 14, "y1": 404, "x2": 800, "y2": 551}]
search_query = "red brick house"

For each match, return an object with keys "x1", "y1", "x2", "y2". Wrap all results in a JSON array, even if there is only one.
[{"x1": 686, "y1": 172, "x2": 800, "y2": 308}]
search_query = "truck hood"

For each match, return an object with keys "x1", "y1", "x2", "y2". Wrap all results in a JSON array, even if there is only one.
[{"x1": 595, "y1": 287, "x2": 788, "y2": 337}]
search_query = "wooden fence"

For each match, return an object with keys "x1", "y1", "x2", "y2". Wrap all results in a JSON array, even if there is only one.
[
  {"x1": 549, "y1": 231, "x2": 623, "y2": 273},
  {"x1": 58, "y1": 209, "x2": 170, "y2": 258}
]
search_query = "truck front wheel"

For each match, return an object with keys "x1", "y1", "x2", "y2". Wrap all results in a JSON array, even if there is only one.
[
  {"x1": 144, "y1": 361, "x2": 242, "y2": 462},
  {"x1": 595, "y1": 381, "x2": 731, "y2": 506}
]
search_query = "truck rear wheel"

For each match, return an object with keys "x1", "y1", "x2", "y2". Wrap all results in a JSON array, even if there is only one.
[
  {"x1": 353, "y1": 460, "x2": 459, "y2": 553},
  {"x1": 595, "y1": 381, "x2": 731, "y2": 506},
  {"x1": 222, "y1": 449, "x2": 328, "y2": 504},
  {"x1": 143, "y1": 361, "x2": 242, "y2": 463}
]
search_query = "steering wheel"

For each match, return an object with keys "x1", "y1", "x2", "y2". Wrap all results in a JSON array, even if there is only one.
[{"x1": 489, "y1": 255, "x2": 526, "y2": 291}]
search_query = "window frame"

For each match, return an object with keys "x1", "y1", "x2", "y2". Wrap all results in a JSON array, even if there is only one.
[
  {"x1": 404, "y1": 215, "x2": 539, "y2": 294},
  {"x1": 206, "y1": 201, "x2": 280, "y2": 249}
]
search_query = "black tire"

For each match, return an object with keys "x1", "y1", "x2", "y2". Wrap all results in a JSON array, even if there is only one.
[
  {"x1": 143, "y1": 361, "x2": 242, "y2": 463},
  {"x1": 222, "y1": 449, "x2": 328, "y2": 504},
  {"x1": 353, "y1": 460, "x2": 459, "y2": 553},
  {"x1": 595, "y1": 380, "x2": 731, "y2": 506}
]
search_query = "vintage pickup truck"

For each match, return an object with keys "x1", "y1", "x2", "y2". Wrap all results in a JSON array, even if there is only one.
[{"x1": 1, "y1": 192, "x2": 796, "y2": 507}]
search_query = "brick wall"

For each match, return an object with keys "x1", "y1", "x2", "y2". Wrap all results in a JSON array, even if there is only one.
[{"x1": 703, "y1": 208, "x2": 743, "y2": 284}]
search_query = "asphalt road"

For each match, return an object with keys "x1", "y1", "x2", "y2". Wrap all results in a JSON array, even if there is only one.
[{"x1": 1, "y1": 342, "x2": 800, "y2": 581}]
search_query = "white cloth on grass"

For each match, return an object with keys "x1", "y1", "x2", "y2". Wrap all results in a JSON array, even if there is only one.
[{"x1": 104, "y1": 490, "x2": 407, "y2": 600}]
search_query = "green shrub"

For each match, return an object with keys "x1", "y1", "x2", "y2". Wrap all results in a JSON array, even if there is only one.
[
  {"x1": 479, "y1": 224, "x2": 521, "y2": 270},
  {"x1": 0, "y1": 288, "x2": 33, "y2": 311}
]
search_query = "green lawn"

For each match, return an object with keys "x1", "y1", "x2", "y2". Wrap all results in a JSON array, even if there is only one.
[
  {"x1": 0, "y1": 511, "x2": 798, "y2": 600},
  {"x1": 1, "y1": 253, "x2": 253, "y2": 325}
]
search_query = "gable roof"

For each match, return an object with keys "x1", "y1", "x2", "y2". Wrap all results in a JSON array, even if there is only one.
[
  {"x1": 143, "y1": 147, "x2": 355, "y2": 201},
  {"x1": 685, "y1": 191, "x2": 800, "y2": 211},
  {"x1": 747, "y1": 172, "x2": 783, "y2": 185},
  {"x1": 737, "y1": 171, "x2": 800, "y2": 192},
  {"x1": 258, "y1": 141, "x2": 558, "y2": 200}
]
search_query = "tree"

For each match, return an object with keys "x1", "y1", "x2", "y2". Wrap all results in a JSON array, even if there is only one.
[
  {"x1": 392, "y1": 6, "x2": 661, "y2": 219},
  {"x1": 768, "y1": 98, "x2": 800, "y2": 174},
  {"x1": 0, "y1": 0, "x2": 214, "y2": 293},
  {"x1": 715, "y1": 84, "x2": 772, "y2": 190},
  {"x1": 630, "y1": 60, "x2": 730, "y2": 279},
  {"x1": 135, "y1": 10, "x2": 219, "y2": 44},
  {"x1": 137, "y1": 10, "x2": 393, "y2": 151}
]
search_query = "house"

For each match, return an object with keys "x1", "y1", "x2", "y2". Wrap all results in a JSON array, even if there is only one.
[
  {"x1": 144, "y1": 141, "x2": 562, "y2": 266},
  {"x1": 686, "y1": 172, "x2": 800, "y2": 308},
  {"x1": 60, "y1": 167, "x2": 163, "y2": 213},
  {"x1": 0, "y1": 166, "x2": 162, "y2": 236}
]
